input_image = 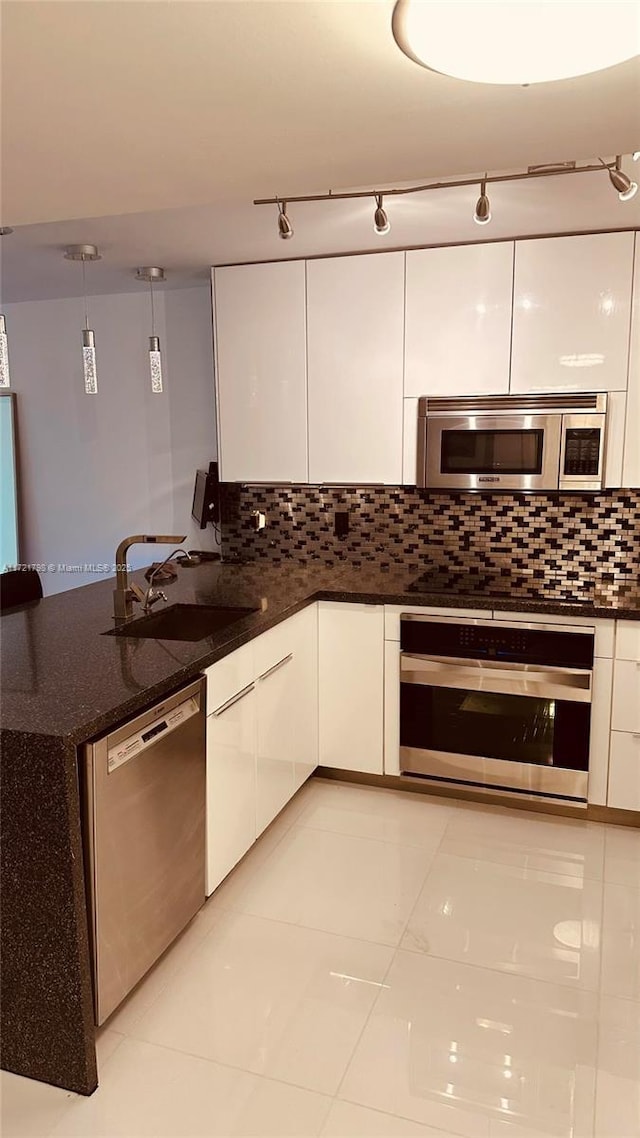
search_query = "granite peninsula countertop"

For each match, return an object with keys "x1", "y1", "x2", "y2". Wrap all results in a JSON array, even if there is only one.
[{"x1": 2, "y1": 560, "x2": 640, "y2": 746}]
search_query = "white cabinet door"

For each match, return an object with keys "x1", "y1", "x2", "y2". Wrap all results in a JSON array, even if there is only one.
[
  {"x1": 405, "y1": 242, "x2": 514, "y2": 397},
  {"x1": 318, "y1": 602, "x2": 384, "y2": 773},
  {"x1": 307, "y1": 253, "x2": 404, "y2": 484},
  {"x1": 608, "y1": 732, "x2": 640, "y2": 812},
  {"x1": 206, "y1": 682, "x2": 256, "y2": 895},
  {"x1": 623, "y1": 234, "x2": 640, "y2": 487},
  {"x1": 255, "y1": 605, "x2": 319, "y2": 832},
  {"x1": 612, "y1": 660, "x2": 640, "y2": 733},
  {"x1": 510, "y1": 232, "x2": 635, "y2": 393},
  {"x1": 213, "y1": 262, "x2": 308, "y2": 482}
]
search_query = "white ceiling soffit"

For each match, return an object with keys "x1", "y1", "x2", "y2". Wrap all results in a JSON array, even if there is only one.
[
  {"x1": 2, "y1": 162, "x2": 639, "y2": 303},
  {"x1": 2, "y1": 0, "x2": 640, "y2": 229}
]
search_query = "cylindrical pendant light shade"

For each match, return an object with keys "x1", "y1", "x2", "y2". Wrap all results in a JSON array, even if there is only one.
[
  {"x1": 149, "y1": 335, "x2": 163, "y2": 394},
  {"x1": 82, "y1": 328, "x2": 98, "y2": 395},
  {"x1": 0, "y1": 315, "x2": 11, "y2": 388}
]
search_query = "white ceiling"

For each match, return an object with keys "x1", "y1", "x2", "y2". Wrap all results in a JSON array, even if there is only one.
[{"x1": 1, "y1": 0, "x2": 639, "y2": 302}]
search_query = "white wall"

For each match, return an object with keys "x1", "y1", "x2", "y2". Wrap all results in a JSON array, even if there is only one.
[{"x1": 3, "y1": 285, "x2": 218, "y2": 595}]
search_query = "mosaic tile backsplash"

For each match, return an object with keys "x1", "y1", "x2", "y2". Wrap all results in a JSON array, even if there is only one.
[{"x1": 220, "y1": 485, "x2": 640, "y2": 585}]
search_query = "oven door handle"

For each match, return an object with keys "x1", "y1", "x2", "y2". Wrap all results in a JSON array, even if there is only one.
[{"x1": 400, "y1": 655, "x2": 592, "y2": 703}]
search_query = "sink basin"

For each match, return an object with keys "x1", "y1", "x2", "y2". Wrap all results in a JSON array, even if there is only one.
[{"x1": 105, "y1": 603, "x2": 258, "y2": 642}]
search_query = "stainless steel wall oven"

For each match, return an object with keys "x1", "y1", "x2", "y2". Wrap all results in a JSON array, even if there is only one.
[{"x1": 399, "y1": 615, "x2": 594, "y2": 802}]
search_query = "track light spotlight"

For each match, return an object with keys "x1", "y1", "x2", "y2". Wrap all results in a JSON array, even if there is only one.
[
  {"x1": 373, "y1": 194, "x2": 391, "y2": 235},
  {"x1": 606, "y1": 156, "x2": 638, "y2": 200},
  {"x1": 474, "y1": 179, "x2": 491, "y2": 225},
  {"x1": 632, "y1": 152, "x2": 640, "y2": 161},
  {"x1": 277, "y1": 200, "x2": 293, "y2": 240}
]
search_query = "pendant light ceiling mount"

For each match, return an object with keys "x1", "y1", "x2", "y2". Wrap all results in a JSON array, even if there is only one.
[
  {"x1": 135, "y1": 266, "x2": 166, "y2": 283},
  {"x1": 63, "y1": 244, "x2": 101, "y2": 262}
]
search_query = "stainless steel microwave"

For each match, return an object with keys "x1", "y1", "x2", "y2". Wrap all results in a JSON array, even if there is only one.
[{"x1": 417, "y1": 392, "x2": 608, "y2": 492}]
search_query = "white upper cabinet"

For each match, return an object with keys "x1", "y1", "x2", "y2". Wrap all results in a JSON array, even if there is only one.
[
  {"x1": 213, "y1": 262, "x2": 308, "y2": 483},
  {"x1": 404, "y1": 242, "x2": 514, "y2": 397},
  {"x1": 510, "y1": 232, "x2": 635, "y2": 394},
  {"x1": 623, "y1": 234, "x2": 640, "y2": 487},
  {"x1": 306, "y1": 253, "x2": 404, "y2": 484}
]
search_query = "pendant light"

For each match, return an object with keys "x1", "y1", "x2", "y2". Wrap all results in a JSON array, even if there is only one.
[
  {"x1": 135, "y1": 267, "x2": 166, "y2": 393},
  {"x1": 0, "y1": 229, "x2": 13, "y2": 387},
  {"x1": 64, "y1": 245, "x2": 101, "y2": 394},
  {"x1": 0, "y1": 315, "x2": 10, "y2": 388}
]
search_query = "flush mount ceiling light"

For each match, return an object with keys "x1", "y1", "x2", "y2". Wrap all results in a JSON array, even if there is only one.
[
  {"x1": 64, "y1": 244, "x2": 101, "y2": 395},
  {"x1": 254, "y1": 153, "x2": 637, "y2": 237},
  {"x1": 373, "y1": 194, "x2": 391, "y2": 235},
  {"x1": 392, "y1": 0, "x2": 640, "y2": 85},
  {"x1": 135, "y1": 267, "x2": 166, "y2": 393}
]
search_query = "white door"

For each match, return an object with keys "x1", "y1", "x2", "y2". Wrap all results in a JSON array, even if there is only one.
[
  {"x1": 307, "y1": 253, "x2": 405, "y2": 484},
  {"x1": 510, "y1": 232, "x2": 635, "y2": 393},
  {"x1": 213, "y1": 261, "x2": 308, "y2": 482},
  {"x1": 318, "y1": 602, "x2": 384, "y2": 774},
  {"x1": 405, "y1": 242, "x2": 514, "y2": 397},
  {"x1": 206, "y1": 683, "x2": 256, "y2": 895}
]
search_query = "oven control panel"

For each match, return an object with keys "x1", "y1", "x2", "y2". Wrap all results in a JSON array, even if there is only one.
[{"x1": 401, "y1": 618, "x2": 594, "y2": 670}]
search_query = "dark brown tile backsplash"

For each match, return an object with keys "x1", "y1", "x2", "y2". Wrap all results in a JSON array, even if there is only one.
[{"x1": 220, "y1": 485, "x2": 640, "y2": 586}]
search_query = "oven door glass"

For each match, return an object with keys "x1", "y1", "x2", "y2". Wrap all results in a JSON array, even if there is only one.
[{"x1": 400, "y1": 683, "x2": 590, "y2": 771}]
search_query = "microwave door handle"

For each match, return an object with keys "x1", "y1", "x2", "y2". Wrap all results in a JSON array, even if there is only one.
[{"x1": 400, "y1": 657, "x2": 592, "y2": 703}]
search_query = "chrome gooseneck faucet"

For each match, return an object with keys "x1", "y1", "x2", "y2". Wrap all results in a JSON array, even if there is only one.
[{"x1": 113, "y1": 534, "x2": 187, "y2": 621}]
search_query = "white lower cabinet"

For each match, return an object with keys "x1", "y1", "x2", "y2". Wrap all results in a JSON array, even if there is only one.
[
  {"x1": 608, "y1": 732, "x2": 640, "y2": 811},
  {"x1": 255, "y1": 605, "x2": 318, "y2": 836},
  {"x1": 206, "y1": 679, "x2": 257, "y2": 895},
  {"x1": 205, "y1": 606, "x2": 318, "y2": 894},
  {"x1": 318, "y1": 602, "x2": 384, "y2": 774},
  {"x1": 607, "y1": 621, "x2": 640, "y2": 810}
]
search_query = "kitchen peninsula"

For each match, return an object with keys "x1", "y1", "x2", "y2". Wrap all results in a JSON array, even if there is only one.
[{"x1": 1, "y1": 557, "x2": 640, "y2": 1096}]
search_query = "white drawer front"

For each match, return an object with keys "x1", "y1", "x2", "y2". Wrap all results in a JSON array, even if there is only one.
[
  {"x1": 616, "y1": 621, "x2": 640, "y2": 662},
  {"x1": 205, "y1": 641, "x2": 254, "y2": 714},
  {"x1": 612, "y1": 659, "x2": 640, "y2": 733},
  {"x1": 608, "y1": 731, "x2": 640, "y2": 812}
]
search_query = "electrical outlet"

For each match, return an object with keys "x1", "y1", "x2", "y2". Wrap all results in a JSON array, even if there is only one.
[
  {"x1": 251, "y1": 511, "x2": 266, "y2": 531},
  {"x1": 335, "y1": 511, "x2": 349, "y2": 538}
]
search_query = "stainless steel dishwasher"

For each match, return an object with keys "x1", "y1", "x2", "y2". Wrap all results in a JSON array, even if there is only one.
[{"x1": 83, "y1": 677, "x2": 206, "y2": 1024}]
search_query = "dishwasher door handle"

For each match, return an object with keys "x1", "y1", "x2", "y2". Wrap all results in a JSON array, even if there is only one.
[{"x1": 212, "y1": 683, "x2": 255, "y2": 717}]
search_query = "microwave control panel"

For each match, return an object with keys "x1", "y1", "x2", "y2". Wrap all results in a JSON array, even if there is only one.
[{"x1": 563, "y1": 428, "x2": 601, "y2": 477}]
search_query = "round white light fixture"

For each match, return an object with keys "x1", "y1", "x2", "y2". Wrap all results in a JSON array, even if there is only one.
[{"x1": 392, "y1": 0, "x2": 640, "y2": 85}]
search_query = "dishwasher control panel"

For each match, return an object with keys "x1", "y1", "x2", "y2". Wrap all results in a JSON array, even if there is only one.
[{"x1": 107, "y1": 695, "x2": 199, "y2": 772}]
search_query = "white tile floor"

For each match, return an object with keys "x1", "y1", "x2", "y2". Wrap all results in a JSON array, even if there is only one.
[{"x1": 2, "y1": 778, "x2": 639, "y2": 1138}]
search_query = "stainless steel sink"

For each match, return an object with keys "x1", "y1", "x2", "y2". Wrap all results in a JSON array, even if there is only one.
[{"x1": 105, "y1": 603, "x2": 257, "y2": 642}]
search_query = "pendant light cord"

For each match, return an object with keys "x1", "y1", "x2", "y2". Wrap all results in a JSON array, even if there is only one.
[
  {"x1": 81, "y1": 257, "x2": 89, "y2": 330},
  {"x1": 149, "y1": 279, "x2": 156, "y2": 337}
]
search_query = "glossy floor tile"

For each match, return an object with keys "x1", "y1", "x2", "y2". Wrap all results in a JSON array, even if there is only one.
[
  {"x1": 402, "y1": 852, "x2": 603, "y2": 989},
  {"x1": 222, "y1": 824, "x2": 431, "y2": 945},
  {"x1": 294, "y1": 780, "x2": 454, "y2": 849},
  {"x1": 339, "y1": 950, "x2": 599, "y2": 1138},
  {"x1": 128, "y1": 911, "x2": 393, "y2": 1094},
  {"x1": 4, "y1": 780, "x2": 639, "y2": 1138},
  {"x1": 49, "y1": 1038, "x2": 332, "y2": 1137}
]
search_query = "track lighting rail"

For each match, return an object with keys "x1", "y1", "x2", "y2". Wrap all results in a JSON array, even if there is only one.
[{"x1": 254, "y1": 157, "x2": 633, "y2": 207}]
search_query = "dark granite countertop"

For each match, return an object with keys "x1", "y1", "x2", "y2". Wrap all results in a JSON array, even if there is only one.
[{"x1": 2, "y1": 560, "x2": 639, "y2": 746}]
